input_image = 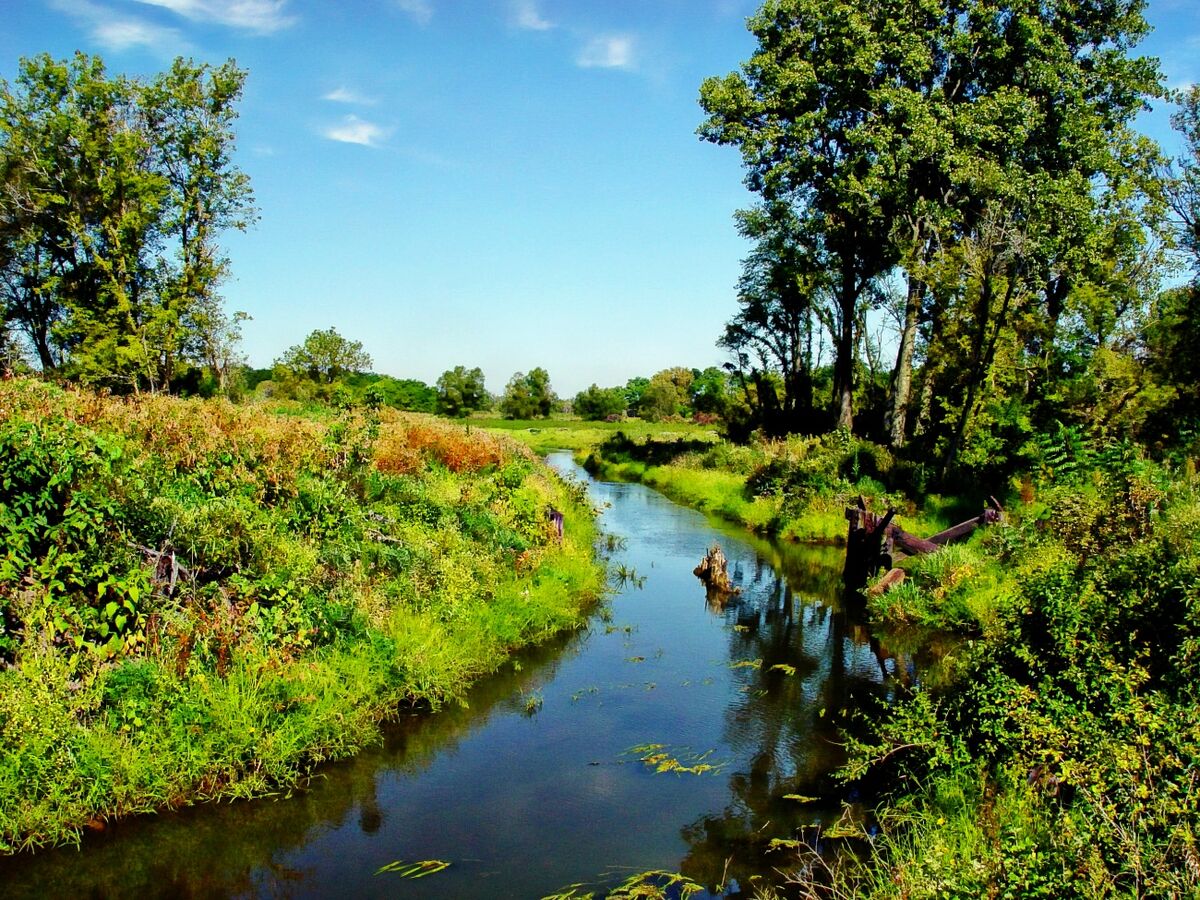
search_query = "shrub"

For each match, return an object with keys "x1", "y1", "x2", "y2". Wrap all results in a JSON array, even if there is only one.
[{"x1": 0, "y1": 377, "x2": 603, "y2": 849}]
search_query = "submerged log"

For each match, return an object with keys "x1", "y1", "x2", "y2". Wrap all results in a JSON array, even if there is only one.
[{"x1": 694, "y1": 544, "x2": 740, "y2": 604}]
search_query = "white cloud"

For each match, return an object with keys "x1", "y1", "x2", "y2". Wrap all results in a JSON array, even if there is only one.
[
  {"x1": 322, "y1": 86, "x2": 375, "y2": 105},
  {"x1": 395, "y1": 0, "x2": 432, "y2": 25},
  {"x1": 512, "y1": 0, "x2": 552, "y2": 31},
  {"x1": 322, "y1": 115, "x2": 391, "y2": 148},
  {"x1": 49, "y1": 0, "x2": 187, "y2": 51},
  {"x1": 576, "y1": 34, "x2": 635, "y2": 70},
  {"x1": 133, "y1": 0, "x2": 295, "y2": 33},
  {"x1": 93, "y1": 17, "x2": 182, "y2": 48}
]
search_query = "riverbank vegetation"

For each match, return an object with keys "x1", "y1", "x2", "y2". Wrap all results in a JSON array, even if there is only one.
[
  {"x1": 685, "y1": 0, "x2": 1200, "y2": 890},
  {"x1": 0, "y1": 378, "x2": 602, "y2": 851},
  {"x1": 581, "y1": 428, "x2": 965, "y2": 545},
  {"x1": 819, "y1": 448, "x2": 1200, "y2": 898},
  {"x1": 5, "y1": 0, "x2": 1200, "y2": 890}
]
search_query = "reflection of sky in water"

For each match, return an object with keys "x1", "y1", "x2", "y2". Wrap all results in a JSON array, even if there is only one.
[{"x1": 0, "y1": 452, "x2": 939, "y2": 900}]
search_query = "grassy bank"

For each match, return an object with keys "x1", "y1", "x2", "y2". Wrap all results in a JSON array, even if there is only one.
[
  {"x1": 760, "y1": 448, "x2": 1200, "y2": 897},
  {"x1": 476, "y1": 415, "x2": 719, "y2": 456},
  {"x1": 580, "y1": 429, "x2": 967, "y2": 544},
  {"x1": 577, "y1": 426, "x2": 1200, "y2": 895},
  {"x1": 0, "y1": 379, "x2": 603, "y2": 851}
]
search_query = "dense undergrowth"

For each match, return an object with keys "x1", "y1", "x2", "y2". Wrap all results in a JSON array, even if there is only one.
[
  {"x1": 582, "y1": 429, "x2": 967, "y2": 543},
  {"x1": 0, "y1": 378, "x2": 602, "y2": 852},
  {"x1": 814, "y1": 446, "x2": 1200, "y2": 898},
  {"x1": 582, "y1": 426, "x2": 1200, "y2": 897}
]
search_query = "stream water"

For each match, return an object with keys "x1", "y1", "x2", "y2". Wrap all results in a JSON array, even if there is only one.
[{"x1": 0, "y1": 452, "x2": 946, "y2": 899}]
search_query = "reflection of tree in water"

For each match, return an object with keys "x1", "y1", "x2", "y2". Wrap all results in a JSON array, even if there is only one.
[
  {"x1": 677, "y1": 540, "x2": 942, "y2": 894},
  {"x1": 0, "y1": 629, "x2": 587, "y2": 900}
]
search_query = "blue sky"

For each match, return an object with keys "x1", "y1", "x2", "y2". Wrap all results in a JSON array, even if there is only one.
[{"x1": 3, "y1": 1, "x2": 1199, "y2": 397}]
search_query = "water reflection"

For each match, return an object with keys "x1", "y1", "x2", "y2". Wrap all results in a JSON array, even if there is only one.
[
  {"x1": 0, "y1": 630, "x2": 587, "y2": 900},
  {"x1": 672, "y1": 527, "x2": 954, "y2": 895}
]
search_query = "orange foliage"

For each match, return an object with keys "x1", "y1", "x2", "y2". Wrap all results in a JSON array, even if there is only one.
[
  {"x1": 374, "y1": 418, "x2": 520, "y2": 475},
  {"x1": 0, "y1": 379, "x2": 335, "y2": 500}
]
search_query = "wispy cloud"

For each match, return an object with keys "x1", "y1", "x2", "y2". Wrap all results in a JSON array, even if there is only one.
[
  {"x1": 322, "y1": 115, "x2": 391, "y2": 148},
  {"x1": 94, "y1": 17, "x2": 182, "y2": 48},
  {"x1": 395, "y1": 0, "x2": 432, "y2": 25},
  {"x1": 576, "y1": 34, "x2": 636, "y2": 70},
  {"x1": 133, "y1": 0, "x2": 295, "y2": 33},
  {"x1": 322, "y1": 86, "x2": 376, "y2": 105},
  {"x1": 512, "y1": 0, "x2": 552, "y2": 31},
  {"x1": 50, "y1": 0, "x2": 187, "y2": 52}
]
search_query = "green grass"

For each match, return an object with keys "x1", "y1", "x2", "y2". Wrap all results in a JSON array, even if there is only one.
[
  {"x1": 581, "y1": 432, "x2": 962, "y2": 546},
  {"x1": 0, "y1": 379, "x2": 604, "y2": 851},
  {"x1": 587, "y1": 457, "x2": 785, "y2": 534},
  {"x1": 474, "y1": 416, "x2": 719, "y2": 455}
]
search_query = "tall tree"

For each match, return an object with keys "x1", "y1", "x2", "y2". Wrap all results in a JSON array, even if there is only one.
[
  {"x1": 908, "y1": 0, "x2": 1163, "y2": 473},
  {"x1": 499, "y1": 367, "x2": 556, "y2": 419},
  {"x1": 0, "y1": 52, "x2": 254, "y2": 391},
  {"x1": 701, "y1": 0, "x2": 1163, "y2": 462},
  {"x1": 700, "y1": 0, "x2": 904, "y2": 432},
  {"x1": 436, "y1": 365, "x2": 488, "y2": 417},
  {"x1": 138, "y1": 58, "x2": 255, "y2": 391},
  {"x1": 277, "y1": 327, "x2": 371, "y2": 383},
  {"x1": 1168, "y1": 85, "x2": 1200, "y2": 268},
  {"x1": 719, "y1": 202, "x2": 824, "y2": 435},
  {"x1": 574, "y1": 384, "x2": 628, "y2": 420}
]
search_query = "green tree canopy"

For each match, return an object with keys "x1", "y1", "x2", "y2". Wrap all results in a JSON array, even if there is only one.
[
  {"x1": 436, "y1": 365, "x2": 488, "y2": 417},
  {"x1": 0, "y1": 52, "x2": 255, "y2": 392},
  {"x1": 700, "y1": 0, "x2": 1164, "y2": 474},
  {"x1": 573, "y1": 384, "x2": 628, "y2": 420},
  {"x1": 640, "y1": 367, "x2": 694, "y2": 422},
  {"x1": 276, "y1": 327, "x2": 371, "y2": 384},
  {"x1": 689, "y1": 366, "x2": 732, "y2": 418},
  {"x1": 499, "y1": 367, "x2": 556, "y2": 419},
  {"x1": 1169, "y1": 85, "x2": 1200, "y2": 268}
]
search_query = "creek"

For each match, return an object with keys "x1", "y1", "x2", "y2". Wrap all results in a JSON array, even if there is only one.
[{"x1": 0, "y1": 452, "x2": 947, "y2": 899}]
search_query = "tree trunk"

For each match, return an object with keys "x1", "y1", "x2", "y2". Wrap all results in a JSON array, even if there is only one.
[
  {"x1": 885, "y1": 273, "x2": 925, "y2": 448},
  {"x1": 834, "y1": 267, "x2": 856, "y2": 432}
]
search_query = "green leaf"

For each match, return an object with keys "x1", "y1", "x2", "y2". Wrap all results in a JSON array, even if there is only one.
[{"x1": 374, "y1": 859, "x2": 451, "y2": 878}]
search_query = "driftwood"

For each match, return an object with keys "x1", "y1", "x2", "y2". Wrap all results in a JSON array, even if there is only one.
[
  {"x1": 845, "y1": 496, "x2": 1004, "y2": 593},
  {"x1": 868, "y1": 567, "x2": 906, "y2": 596},
  {"x1": 694, "y1": 544, "x2": 740, "y2": 605}
]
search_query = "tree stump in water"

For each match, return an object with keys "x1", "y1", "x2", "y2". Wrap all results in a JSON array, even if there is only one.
[{"x1": 694, "y1": 544, "x2": 740, "y2": 605}]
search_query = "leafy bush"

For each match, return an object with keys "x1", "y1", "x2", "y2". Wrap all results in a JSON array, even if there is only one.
[
  {"x1": 0, "y1": 377, "x2": 602, "y2": 849},
  {"x1": 841, "y1": 447, "x2": 1200, "y2": 896}
]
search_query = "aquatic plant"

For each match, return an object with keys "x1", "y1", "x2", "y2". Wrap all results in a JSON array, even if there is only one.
[
  {"x1": 626, "y1": 743, "x2": 726, "y2": 776},
  {"x1": 374, "y1": 858, "x2": 451, "y2": 878}
]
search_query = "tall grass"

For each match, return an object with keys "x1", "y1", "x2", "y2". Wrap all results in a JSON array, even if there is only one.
[
  {"x1": 0, "y1": 378, "x2": 603, "y2": 851},
  {"x1": 581, "y1": 430, "x2": 958, "y2": 544}
]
